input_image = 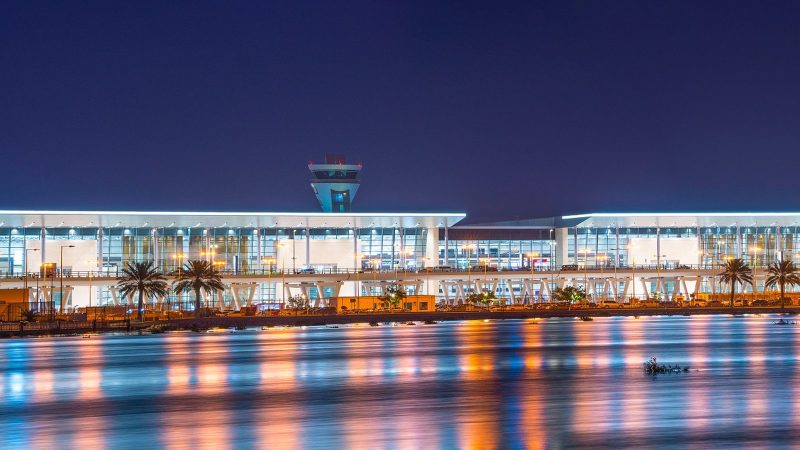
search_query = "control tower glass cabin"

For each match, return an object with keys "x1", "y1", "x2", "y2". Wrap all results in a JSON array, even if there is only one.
[{"x1": 308, "y1": 154, "x2": 362, "y2": 212}]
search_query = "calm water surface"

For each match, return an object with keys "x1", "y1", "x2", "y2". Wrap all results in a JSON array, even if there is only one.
[{"x1": 1, "y1": 315, "x2": 799, "y2": 449}]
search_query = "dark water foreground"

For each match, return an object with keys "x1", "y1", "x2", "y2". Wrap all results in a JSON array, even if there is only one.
[{"x1": 1, "y1": 315, "x2": 799, "y2": 449}]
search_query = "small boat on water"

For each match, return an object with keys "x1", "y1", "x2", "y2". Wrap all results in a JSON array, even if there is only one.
[
  {"x1": 775, "y1": 319, "x2": 796, "y2": 325},
  {"x1": 423, "y1": 320, "x2": 438, "y2": 325},
  {"x1": 579, "y1": 316, "x2": 593, "y2": 321},
  {"x1": 369, "y1": 321, "x2": 380, "y2": 327},
  {"x1": 405, "y1": 322, "x2": 416, "y2": 326}
]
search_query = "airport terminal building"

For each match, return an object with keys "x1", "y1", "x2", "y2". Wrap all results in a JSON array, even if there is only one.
[
  {"x1": 2, "y1": 211, "x2": 799, "y2": 308},
  {"x1": 1, "y1": 158, "x2": 799, "y2": 309}
]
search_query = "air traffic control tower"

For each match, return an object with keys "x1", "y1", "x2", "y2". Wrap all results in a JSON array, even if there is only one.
[{"x1": 308, "y1": 154, "x2": 362, "y2": 212}]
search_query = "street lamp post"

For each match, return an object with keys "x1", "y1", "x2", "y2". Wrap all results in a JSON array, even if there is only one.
[
  {"x1": 370, "y1": 258, "x2": 380, "y2": 297},
  {"x1": 277, "y1": 242, "x2": 288, "y2": 304},
  {"x1": 480, "y1": 257, "x2": 489, "y2": 293},
  {"x1": 631, "y1": 256, "x2": 635, "y2": 303},
  {"x1": 212, "y1": 260, "x2": 225, "y2": 309},
  {"x1": 42, "y1": 262, "x2": 48, "y2": 319},
  {"x1": 628, "y1": 243, "x2": 639, "y2": 304},
  {"x1": 171, "y1": 253, "x2": 184, "y2": 312},
  {"x1": 461, "y1": 244, "x2": 476, "y2": 297},
  {"x1": 59, "y1": 245, "x2": 75, "y2": 315},
  {"x1": 654, "y1": 253, "x2": 666, "y2": 302},
  {"x1": 750, "y1": 245, "x2": 761, "y2": 304},
  {"x1": 262, "y1": 257, "x2": 276, "y2": 303},
  {"x1": 597, "y1": 255, "x2": 607, "y2": 302},
  {"x1": 354, "y1": 254, "x2": 367, "y2": 301},
  {"x1": 424, "y1": 257, "x2": 432, "y2": 296},
  {"x1": 88, "y1": 263, "x2": 93, "y2": 308},
  {"x1": 580, "y1": 248, "x2": 590, "y2": 300},
  {"x1": 526, "y1": 252, "x2": 539, "y2": 303},
  {"x1": 696, "y1": 250, "x2": 705, "y2": 306},
  {"x1": 24, "y1": 248, "x2": 39, "y2": 310}
]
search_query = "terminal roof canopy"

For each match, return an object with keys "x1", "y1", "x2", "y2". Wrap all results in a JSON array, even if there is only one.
[
  {"x1": 0, "y1": 211, "x2": 466, "y2": 229},
  {"x1": 561, "y1": 213, "x2": 800, "y2": 228}
]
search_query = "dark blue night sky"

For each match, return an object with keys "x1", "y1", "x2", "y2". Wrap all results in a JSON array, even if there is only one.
[{"x1": 2, "y1": 1, "x2": 799, "y2": 222}]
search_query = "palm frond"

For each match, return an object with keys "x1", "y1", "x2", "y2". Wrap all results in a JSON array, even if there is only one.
[
  {"x1": 171, "y1": 260, "x2": 226, "y2": 314},
  {"x1": 717, "y1": 258, "x2": 753, "y2": 287}
]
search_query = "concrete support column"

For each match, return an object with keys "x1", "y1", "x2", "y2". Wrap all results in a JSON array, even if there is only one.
[
  {"x1": 425, "y1": 227, "x2": 438, "y2": 269},
  {"x1": 736, "y1": 226, "x2": 742, "y2": 259},
  {"x1": 204, "y1": 228, "x2": 211, "y2": 262},
  {"x1": 555, "y1": 228, "x2": 569, "y2": 267},
  {"x1": 399, "y1": 226, "x2": 405, "y2": 268},
  {"x1": 573, "y1": 227, "x2": 578, "y2": 265},
  {"x1": 256, "y1": 228, "x2": 262, "y2": 270},
  {"x1": 305, "y1": 226, "x2": 311, "y2": 268},
  {"x1": 697, "y1": 224, "x2": 701, "y2": 269},
  {"x1": 615, "y1": 224, "x2": 620, "y2": 268},
  {"x1": 353, "y1": 227, "x2": 359, "y2": 270},
  {"x1": 292, "y1": 229, "x2": 297, "y2": 272},
  {"x1": 152, "y1": 228, "x2": 159, "y2": 267},
  {"x1": 97, "y1": 227, "x2": 104, "y2": 270},
  {"x1": 40, "y1": 226, "x2": 47, "y2": 267},
  {"x1": 444, "y1": 225, "x2": 449, "y2": 266},
  {"x1": 656, "y1": 227, "x2": 661, "y2": 268},
  {"x1": 777, "y1": 226, "x2": 783, "y2": 261}
]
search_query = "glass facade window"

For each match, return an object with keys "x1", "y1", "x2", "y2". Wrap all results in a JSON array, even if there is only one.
[
  {"x1": 359, "y1": 228, "x2": 426, "y2": 270},
  {"x1": 439, "y1": 239, "x2": 555, "y2": 270}
]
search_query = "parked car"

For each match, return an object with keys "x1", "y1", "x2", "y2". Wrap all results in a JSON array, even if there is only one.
[
  {"x1": 505, "y1": 304, "x2": 529, "y2": 311},
  {"x1": 547, "y1": 302, "x2": 572, "y2": 310},
  {"x1": 599, "y1": 301, "x2": 620, "y2": 308},
  {"x1": 450, "y1": 304, "x2": 475, "y2": 312}
]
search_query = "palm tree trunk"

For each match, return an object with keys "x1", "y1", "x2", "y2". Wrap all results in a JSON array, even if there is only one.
[
  {"x1": 781, "y1": 282, "x2": 786, "y2": 309},
  {"x1": 730, "y1": 284, "x2": 735, "y2": 308},
  {"x1": 137, "y1": 288, "x2": 144, "y2": 321},
  {"x1": 195, "y1": 287, "x2": 202, "y2": 318}
]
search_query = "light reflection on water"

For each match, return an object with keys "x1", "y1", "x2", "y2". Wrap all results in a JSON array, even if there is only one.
[{"x1": 1, "y1": 315, "x2": 800, "y2": 449}]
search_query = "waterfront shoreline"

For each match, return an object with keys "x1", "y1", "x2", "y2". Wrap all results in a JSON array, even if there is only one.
[{"x1": 1, "y1": 307, "x2": 797, "y2": 338}]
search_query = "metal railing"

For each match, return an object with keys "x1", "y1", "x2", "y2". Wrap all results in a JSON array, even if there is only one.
[{"x1": 0, "y1": 263, "x2": 761, "y2": 281}]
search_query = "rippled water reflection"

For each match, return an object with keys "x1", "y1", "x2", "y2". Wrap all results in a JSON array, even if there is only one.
[{"x1": 1, "y1": 315, "x2": 799, "y2": 449}]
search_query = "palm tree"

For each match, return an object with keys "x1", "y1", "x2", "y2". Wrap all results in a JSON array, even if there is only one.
[
  {"x1": 718, "y1": 258, "x2": 753, "y2": 308},
  {"x1": 765, "y1": 259, "x2": 800, "y2": 309},
  {"x1": 117, "y1": 262, "x2": 169, "y2": 321},
  {"x1": 172, "y1": 260, "x2": 225, "y2": 317}
]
